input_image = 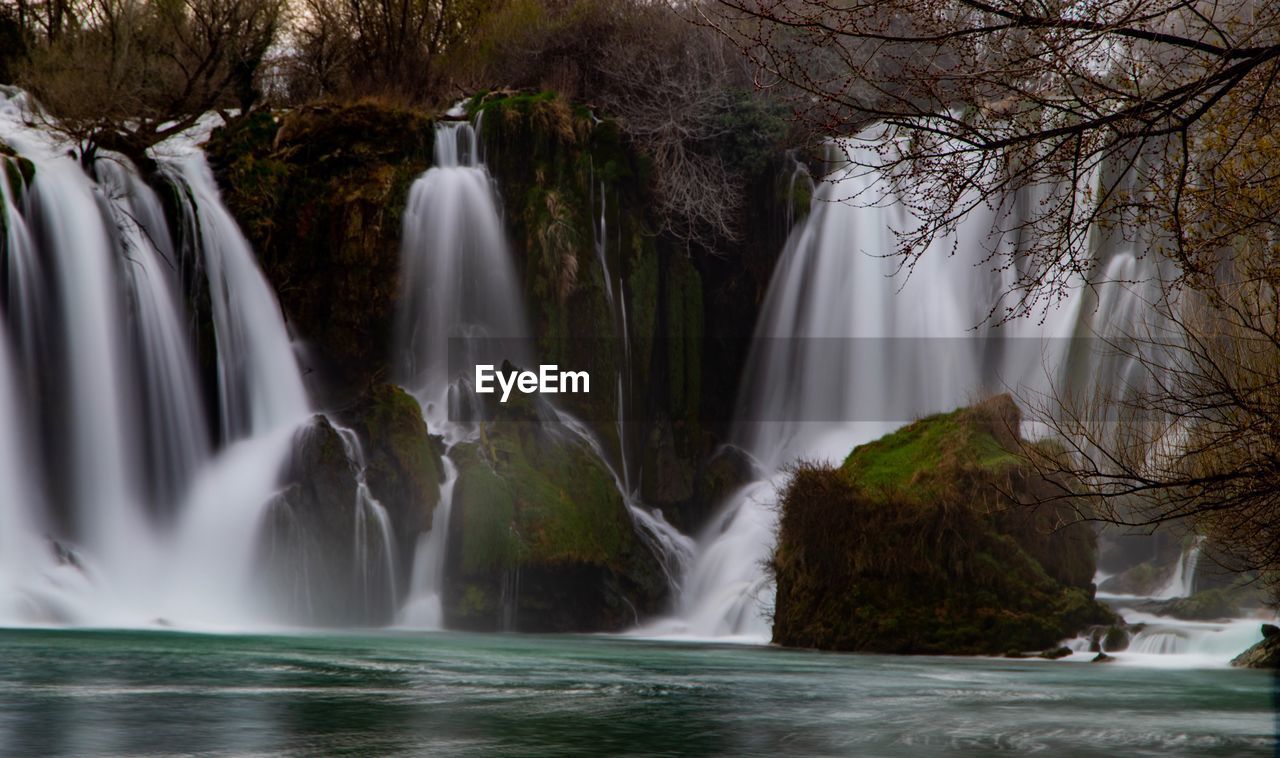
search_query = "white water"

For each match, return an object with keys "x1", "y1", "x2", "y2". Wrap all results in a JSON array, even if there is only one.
[
  {"x1": 333, "y1": 423, "x2": 400, "y2": 619},
  {"x1": 400, "y1": 457, "x2": 458, "y2": 628},
  {"x1": 0, "y1": 315, "x2": 51, "y2": 619},
  {"x1": 397, "y1": 120, "x2": 695, "y2": 626},
  {"x1": 397, "y1": 121, "x2": 528, "y2": 626},
  {"x1": 96, "y1": 159, "x2": 211, "y2": 512},
  {"x1": 0, "y1": 94, "x2": 312, "y2": 628},
  {"x1": 165, "y1": 149, "x2": 310, "y2": 440},
  {"x1": 663, "y1": 137, "x2": 1166, "y2": 642},
  {"x1": 396, "y1": 120, "x2": 530, "y2": 428},
  {"x1": 1154, "y1": 536, "x2": 1207, "y2": 600}
]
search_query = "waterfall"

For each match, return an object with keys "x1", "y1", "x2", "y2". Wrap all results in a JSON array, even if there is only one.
[
  {"x1": 0, "y1": 92, "x2": 312, "y2": 628},
  {"x1": 163, "y1": 150, "x2": 310, "y2": 440},
  {"x1": 396, "y1": 120, "x2": 530, "y2": 427},
  {"x1": 0, "y1": 316, "x2": 47, "y2": 618},
  {"x1": 397, "y1": 120, "x2": 531, "y2": 626},
  {"x1": 95, "y1": 159, "x2": 211, "y2": 514},
  {"x1": 155, "y1": 144, "x2": 312, "y2": 626},
  {"x1": 1155, "y1": 536, "x2": 1207, "y2": 600},
  {"x1": 401, "y1": 457, "x2": 459, "y2": 628},
  {"x1": 396, "y1": 119, "x2": 695, "y2": 627},
  {"x1": 663, "y1": 136, "x2": 1162, "y2": 640}
]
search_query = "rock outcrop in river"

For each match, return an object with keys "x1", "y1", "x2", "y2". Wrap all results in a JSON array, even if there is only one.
[{"x1": 771, "y1": 396, "x2": 1114, "y2": 654}]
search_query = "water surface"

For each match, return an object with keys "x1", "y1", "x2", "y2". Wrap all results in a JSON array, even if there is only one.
[{"x1": 0, "y1": 629, "x2": 1274, "y2": 756}]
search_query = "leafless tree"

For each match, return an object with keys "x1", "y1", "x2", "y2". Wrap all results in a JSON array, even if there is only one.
[
  {"x1": 696, "y1": 0, "x2": 1280, "y2": 313},
  {"x1": 697, "y1": 1, "x2": 1280, "y2": 584},
  {"x1": 468, "y1": 0, "x2": 794, "y2": 245},
  {"x1": 281, "y1": 0, "x2": 493, "y2": 103},
  {"x1": 19, "y1": 0, "x2": 282, "y2": 161}
]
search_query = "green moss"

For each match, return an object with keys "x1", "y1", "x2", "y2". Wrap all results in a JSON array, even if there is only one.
[
  {"x1": 446, "y1": 399, "x2": 668, "y2": 631},
  {"x1": 205, "y1": 102, "x2": 435, "y2": 398},
  {"x1": 841, "y1": 401, "x2": 1023, "y2": 497},
  {"x1": 3, "y1": 153, "x2": 34, "y2": 198},
  {"x1": 451, "y1": 442, "x2": 521, "y2": 572},
  {"x1": 346, "y1": 384, "x2": 442, "y2": 523},
  {"x1": 458, "y1": 418, "x2": 633, "y2": 568},
  {"x1": 772, "y1": 397, "x2": 1112, "y2": 655}
]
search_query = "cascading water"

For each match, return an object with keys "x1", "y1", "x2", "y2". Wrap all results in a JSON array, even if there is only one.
[
  {"x1": 333, "y1": 422, "x2": 399, "y2": 618},
  {"x1": 95, "y1": 159, "x2": 211, "y2": 513},
  {"x1": 396, "y1": 119, "x2": 695, "y2": 627},
  {"x1": 1155, "y1": 536, "x2": 1207, "y2": 600},
  {"x1": 396, "y1": 119, "x2": 530, "y2": 428},
  {"x1": 661, "y1": 136, "x2": 1166, "y2": 640},
  {"x1": 0, "y1": 92, "x2": 313, "y2": 628},
  {"x1": 397, "y1": 119, "x2": 530, "y2": 627},
  {"x1": 163, "y1": 149, "x2": 310, "y2": 440}
]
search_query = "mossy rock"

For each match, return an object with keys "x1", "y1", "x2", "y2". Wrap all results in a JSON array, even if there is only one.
[
  {"x1": 1098, "y1": 560, "x2": 1174, "y2": 596},
  {"x1": 338, "y1": 384, "x2": 442, "y2": 586},
  {"x1": 772, "y1": 396, "x2": 1113, "y2": 655},
  {"x1": 206, "y1": 102, "x2": 435, "y2": 401},
  {"x1": 443, "y1": 399, "x2": 668, "y2": 632},
  {"x1": 2, "y1": 149, "x2": 35, "y2": 199},
  {"x1": 257, "y1": 415, "x2": 398, "y2": 626}
]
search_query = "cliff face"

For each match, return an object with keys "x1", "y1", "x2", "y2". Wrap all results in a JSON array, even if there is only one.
[
  {"x1": 201, "y1": 92, "x2": 793, "y2": 630},
  {"x1": 206, "y1": 102, "x2": 434, "y2": 403},
  {"x1": 771, "y1": 396, "x2": 1114, "y2": 655},
  {"x1": 474, "y1": 91, "x2": 791, "y2": 533}
]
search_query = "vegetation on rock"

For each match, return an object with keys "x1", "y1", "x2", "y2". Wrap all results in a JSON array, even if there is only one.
[
  {"x1": 771, "y1": 396, "x2": 1113, "y2": 655},
  {"x1": 206, "y1": 102, "x2": 434, "y2": 400},
  {"x1": 444, "y1": 395, "x2": 667, "y2": 632},
  {"x1": 338, "y1": 384, "x2": 443, "y2": 585}
]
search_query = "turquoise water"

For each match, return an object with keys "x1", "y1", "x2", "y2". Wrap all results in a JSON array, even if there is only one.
[{"x1": 0, "y1": 629, "x2": 1274, "y2": 756}]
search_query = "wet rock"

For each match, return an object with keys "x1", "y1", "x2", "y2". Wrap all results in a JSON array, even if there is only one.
[
  {"x1": 337, "y1": 383, "x2": 442, "y2": 585},
  {"x1": 1092, "y1": 652, "x2": 1116, "y2": 663},
  {"x1": 256, "y1": 415, "x2": 399, "y2": 626},
  {"x1": 1040, "y1": 646, "x2": 1073, "y2": 660},
  {"x1": 444, "y1": 402, "x2": 668, "y2": 632},
  {"x1": 770, "y1": 397, "x2": 1114, "y2": 655},
  {"x1": 1098, "y1": 560, "x2": 1175, "y2": 596},
  {"x1": 1231, "y1": 627, "x2": 1280, "y2": 669}
]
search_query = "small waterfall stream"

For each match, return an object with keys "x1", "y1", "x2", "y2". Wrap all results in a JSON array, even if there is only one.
[
  {"x1": 396, "y1": 119, "x2": 529, "y2": 626},
  {"x1": 396, "y1": 118, "x2": 694, "y2": 627}
]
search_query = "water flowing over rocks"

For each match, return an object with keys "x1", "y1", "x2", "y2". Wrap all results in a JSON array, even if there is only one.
[{"x1": 443, "y1": 396, "x2": 669, "y2": 632}]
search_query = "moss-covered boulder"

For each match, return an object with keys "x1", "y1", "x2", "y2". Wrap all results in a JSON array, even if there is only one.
[
  {"x1": 443, "y1": 396, "x2": 668, "y2": 632},
  {"x1": 771, "y1": 395, "x2": 1114, "y2": 655},
  {"x1": 337, "y1": 384, "x2": 443, "y2": 587},
  {"x1": 258, "y1": 415, "x2": 399, "y2": 626},
  {"x1": 256, "y1": 386, "x2": 441, "y2": 626},
  {"x1": 206, "y1": 102, "x2": 434, "y2": 400}
]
